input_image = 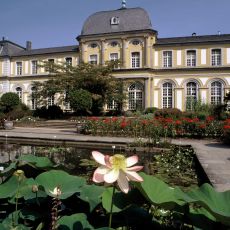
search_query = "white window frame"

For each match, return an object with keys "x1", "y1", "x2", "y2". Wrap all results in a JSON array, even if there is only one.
[
  {"x1": 186, "y1": 50, "x2": 196, "y2": 67},
  {"x1": 47, "y1": 95, "x2": 55, "y2": 107},
  {"x1": 89, "y1": 54, "x2": 98, "y2": 65},
  {"x1": 162, "y1": 50, "x2": 172, "y2": 68},
  {"x1": 210, "y1": 81, "x2": 223, "y2": 105},
  {"x1": 211, "y1": 48, "x2": 222, "y2": 66},
  {"x1": 31, "y1": 87, "x2": 37, "y2": 110},
  {"x1": 131, "y1": 52, "x2": 141, "y2": 68},
  {"x1": 65, "y1": 57, "x2": 72, "y2": 66},
  {"x1": 162, "y1": 82, "x2": 173, "y2": 108},
  {"x1": 107, "y1": 100, "x2": 118, "y2": 110},
  {"x1": 186, "y1": 81, "x2": 198, "y2": 111},
  {"x1": 31, "y1": 60, "x2": 38, "y2": 74},
  {"x1": 16, "y1": 87, "x2": 22, "y2": 101},
  {"x1": 16, "y1": 61, "x2": 23, "y2": 75},
  {"x1": 128, "y1": 82, "x2": 144, "y2": 110},
  {"x1": 110, "y1": 53, "x2": 119, "y2": 69}
]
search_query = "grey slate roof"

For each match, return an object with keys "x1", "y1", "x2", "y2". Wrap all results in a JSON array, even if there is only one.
[
  {"x1": 0, "y1": 40, "x2": 25, "y2": 57},
  {"x1": 156, "y1": 34, "x2": 230, "y2": 46},
  {"x1": 12, "y1": 45, "x2": 79, "y2": 57},
  {"x1": 81, "y1": 7, "x2": 153, "y2": 36},
  {"x1": 0, "y1": 40, "x2": 78, "y2": 57}
]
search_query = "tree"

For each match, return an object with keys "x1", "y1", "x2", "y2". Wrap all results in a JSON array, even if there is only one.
[
  {"x1": 69, "y1": 89, "x2": 92, "y2": 114},
  {"x1": 0, "y1": 92, "x2": 20, "y2": 113},
  {"x1": 32, "y1": 61, "x2": 125, "y2": 115}
]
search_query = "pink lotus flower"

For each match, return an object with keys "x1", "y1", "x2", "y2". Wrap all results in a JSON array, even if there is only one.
[{"x1": 92, "y1": 151, "x2": 143, "y2": 193}]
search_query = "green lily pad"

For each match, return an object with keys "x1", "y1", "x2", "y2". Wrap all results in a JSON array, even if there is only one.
[
  {"x1": 0, "y1": 175, "x2": 20, "y2": 199},
  {"x1": 187, "y1": 183, "x2": 230, "y2": 226},
  {"x1": 35, "y1": 170, "x2": 86, "y2": 199},
  {"x1": 19, "y1": 155, "x2": 53, "y2": 168},
  {"x1": 134, "y1": 172, "x2": 187, "y2": 209},
  {"x1": 79, "y1": 184, "x2": 105, "y2": 212},
  {"x1": 58, "y1": 213, "x2": 93, "y2": 230}
]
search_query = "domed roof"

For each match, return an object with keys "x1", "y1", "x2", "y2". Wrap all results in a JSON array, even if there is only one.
[{"x1": 81, "y1": 7, "x2": 153, "y2": 36}]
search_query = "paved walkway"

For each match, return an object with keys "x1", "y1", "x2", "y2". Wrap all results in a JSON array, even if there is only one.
[{"x1": 0, "y1": 127, "x2": 229, "y2": 192}]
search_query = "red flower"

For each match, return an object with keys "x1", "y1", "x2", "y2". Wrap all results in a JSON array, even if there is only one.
[
  {"x1": 175, "y1": 120, "x2": 182, "y2": 125},
  {"x1": 112, "y1": 117, "x2": 118, "y2": 122},
  {"x1": 199, "y1": 124, "x2": 206, "y2": 129},
  {"x1": 206, "y1": 116, "x2": 214, "y2": 122},
  {"x1": 141, "y1": 120, "x2": 148, "y2": 125},
  {"x1": 224, "y1": 125, "x2": 230, "y2": 130}
]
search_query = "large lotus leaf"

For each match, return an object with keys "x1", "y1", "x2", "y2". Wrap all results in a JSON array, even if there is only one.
[
  {"x1": 0, "y1": 162, "x2": 17, "y2": 176},
  {"x1": 186, "y1": 183, "x2": 230, "y2": 226},
  {"x1": 0, "y1": 175, "x2": 20, "y2": 198},
  {"x1": 0, "y1": 224, "x2": 7, "y2": 230},
  {"x1": 19, "y1": 154, "x2": 53, "y2": 168},
  {"x1": 102, "y1": 187, "x2": 142, "y2": 213},
  {"x1": 58, "y1": 213, "x2": 93, "y2": 230},
  {"x1": 134, "y1": 172, "x2": 187, "y2": 209},
  {"x1": 2, "y1": 211, "x2": 30, "y2": 230},
  {"x1": 21, "y1": 178, "x2": 47, "y2": 200},
  {"x1": 79, "y1": 184, "x2": 105, "y2": 212},
  {"x1": 188, "y1": 207, "x2": 216, "y2": 230},
  {"x1": 35, "y1": 170, "x2": 86, "y2": 199}
]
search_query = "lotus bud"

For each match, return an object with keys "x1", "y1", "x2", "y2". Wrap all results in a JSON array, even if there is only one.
[{"x1": 32, "y1": 185, "x2": 38, "y2": 193}]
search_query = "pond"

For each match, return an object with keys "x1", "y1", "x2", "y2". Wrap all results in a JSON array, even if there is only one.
[{"x1": 0, "y1": 138, "x2": 209, "y2": 191}]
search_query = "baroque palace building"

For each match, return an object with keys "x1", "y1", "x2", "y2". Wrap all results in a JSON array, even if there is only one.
[{"x1": 0, "y1": 2, "x2": 230, "y2": 111}]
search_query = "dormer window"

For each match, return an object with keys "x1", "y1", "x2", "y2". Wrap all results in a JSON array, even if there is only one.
[
  {"x1": 90, "y1": 43, "x2": 98, "y2": 48},
  {"x1": 110, "y1": 17, "x2": 119, "y2": 25}
]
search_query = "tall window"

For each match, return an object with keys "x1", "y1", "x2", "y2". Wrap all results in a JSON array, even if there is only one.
[
  {"x1": 110, "y1": 53, "x2": 119, "y2": 68},
  {"x1": 46, "y1": 59, "x2": 55, "y2": 72},
  {"x1": 16, "y1": 87, "x2": 22, "y2": 101},
  {"x1": 162, "y1": 83, "x2": 173, "y2": 108},
  {"x1": 211, "y1": 49, "x2": 221, "y2": 66},
  {"x1": 89, "y1": 55, "x2": 98, "y2": 65},
  {"x1": 128, "y1": 82, "x2": 144, "y2": 110},
  {"x1": 48, "y1": 96, "x2": 55, "y2": 107},
  {"x1": 131, "y1": 52, "x2": 140, "y2": 68},
  {"x1": 16, "y1": 62, "x2": 22, "y2": 75},
  {"x1": 186, "y1": 82, "x2": 198, "y2": 110},
  {"x1": 163, "y1": 51, "x2": 172, "y2": 68},
  {"x1": 187, "y1": 50, "x2": 196, "y2": 67},
  {"x1": 211, "y1": 81, "x2": 222, "y2": 105},
  {"x1": 31, "y1": 87, "x2": 37, "y2": 110},
  {"x1": 31, "y1": 60, "x2": 38, "y2": 74},
  {"x1": 64, "y1": 91, "x2": 71, "y2": 110},
  {"x1": 65, "y1": 57, "x2": 72, "y2": 66}
]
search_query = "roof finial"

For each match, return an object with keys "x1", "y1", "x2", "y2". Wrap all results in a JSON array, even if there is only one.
[{"x1": 122, "y1": 0, "x2": 126, "y2": 8}]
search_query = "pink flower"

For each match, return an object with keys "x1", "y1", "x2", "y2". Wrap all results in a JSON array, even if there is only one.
[{"x1": 92, "y1": 151, "x2": 143, "y2": 193}]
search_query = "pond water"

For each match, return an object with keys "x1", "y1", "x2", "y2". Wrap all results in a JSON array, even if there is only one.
[{"x1": 0, "y1": 139, "x2": 205, "y2": 190}]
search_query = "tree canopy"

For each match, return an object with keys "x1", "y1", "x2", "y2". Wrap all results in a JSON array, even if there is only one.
[{"x1": 32, "y1": 61, "x2": 124, "y2": 114}]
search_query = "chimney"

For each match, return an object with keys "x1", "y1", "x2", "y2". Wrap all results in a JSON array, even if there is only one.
[
  {"x1": 2, "y1": 37, "x2": 5, "y2": 41},
  {"x1": 26, "y1": 41, "x2": 32, "y2": 50}
]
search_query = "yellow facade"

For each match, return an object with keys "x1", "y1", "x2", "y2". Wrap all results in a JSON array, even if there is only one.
[{"x1": 0, "y1": 6, "x2": 230, "y2": 111}]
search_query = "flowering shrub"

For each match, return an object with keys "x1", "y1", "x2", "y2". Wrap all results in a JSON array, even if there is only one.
[
  {"x1": 85, "y1": 115, "x2": 224, "y2": 140},
  {"x1": 223, "y1": 118, "x2": 230, "y2": 143}
]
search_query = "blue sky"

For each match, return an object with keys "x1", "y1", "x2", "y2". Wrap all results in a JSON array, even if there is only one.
[{"x1": 1, "y1": 0, "x2": 230, "y2": 49}]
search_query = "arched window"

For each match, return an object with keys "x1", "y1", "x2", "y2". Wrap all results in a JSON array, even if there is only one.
[
  {"x1": 162, "y1": 82, "x2": 173, "y2": 108},
  {"x1": 211, "y1": 81, "x2": 223, "y2": 105},
  {"x1": 31, "y1": 87, "x2": 37, "y2": 110},
  {"x1": 16, "y1": 87, "x2": 22, "y2": 101},
  {"x1": 128, "y1": 82, "x2": 144, "y2": 110},
  {"x1": 186, "y1": 82, "x2": 198, "y2": 110}
]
